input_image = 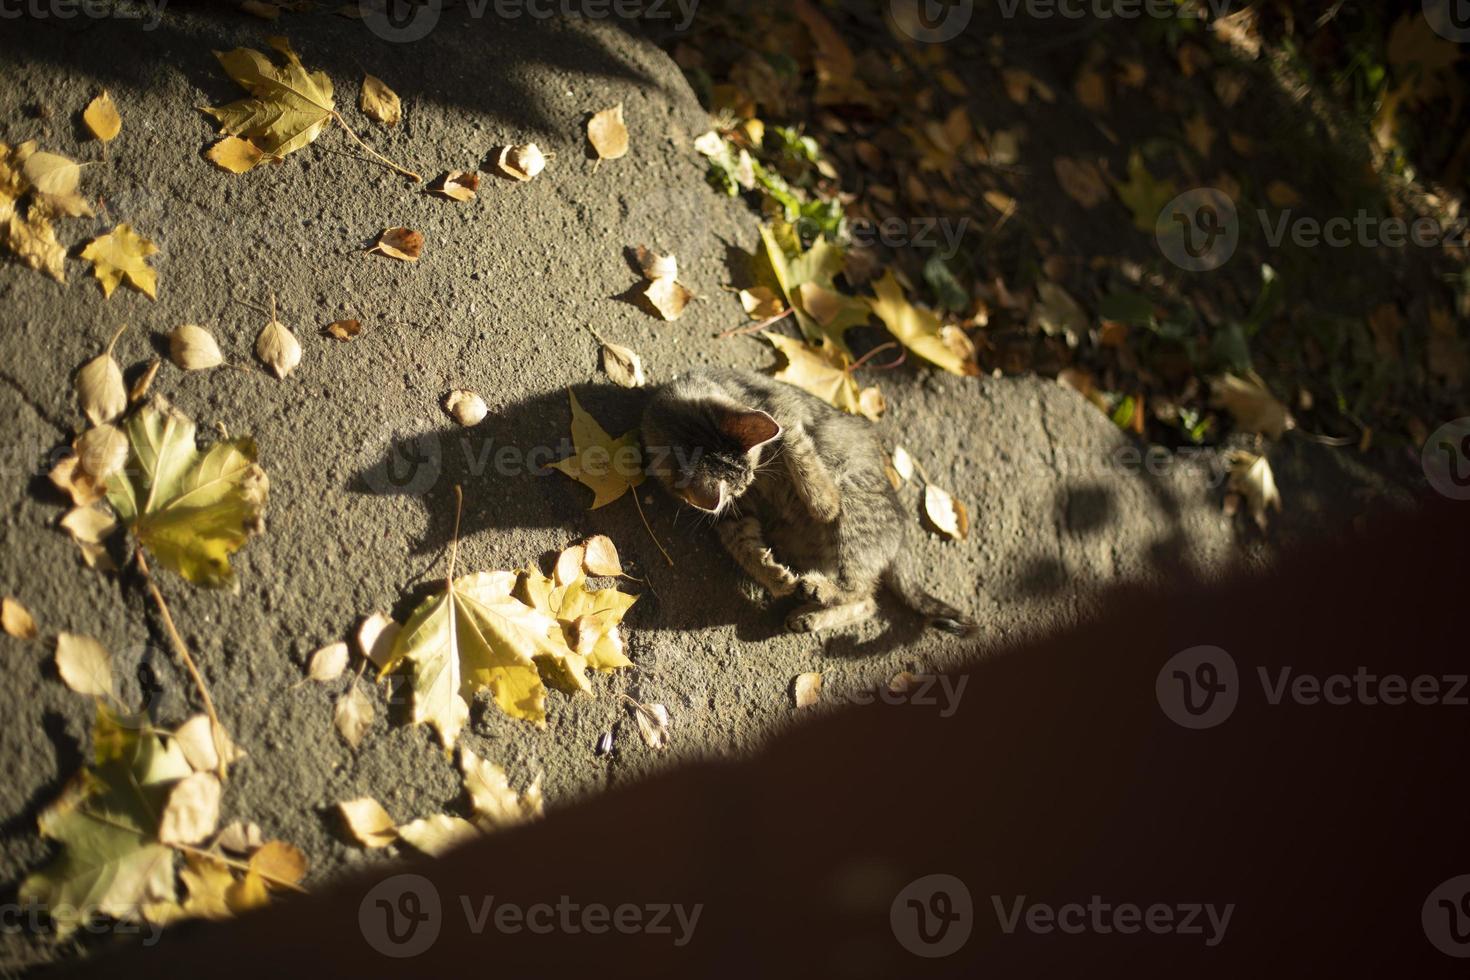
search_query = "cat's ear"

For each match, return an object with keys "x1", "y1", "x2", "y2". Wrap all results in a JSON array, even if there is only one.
[{"x1": 719, "y1": 409, "x2": 781, "y2": 452}]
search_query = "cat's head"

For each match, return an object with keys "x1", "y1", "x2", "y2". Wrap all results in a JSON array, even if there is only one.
[{"x1": 641, "y1": 379, "x2": 781, "y2": 514}]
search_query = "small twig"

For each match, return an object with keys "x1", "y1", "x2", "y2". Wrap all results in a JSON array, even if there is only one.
[
  {"x1": 848, "y1": 341, "x2": 902, "y2": 372},
  {"x1": 630, "y1": 491, "x2": 673, "y2": 567},
  {"x1": 719, "y1": 308, "x2": 792, "y2": 338},
  {"x1": 168, "y1": 842, "x2": 308, "y2": 894},
  {"x1": 331, "y1": 111, "x2": 421, "y2": 182},
  {"x1": 135, "y1": 548, "x2": 228, "y2": 782},
  {"x1": 447, "y1": 484, "x2": 464, "y2": 584}
]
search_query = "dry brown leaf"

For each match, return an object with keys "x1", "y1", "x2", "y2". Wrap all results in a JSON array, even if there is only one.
[
  {"x1": 359, "y1": 74, "x2": 401, "y2": 126},
  {"x1": 75, "y1": 424, "x2": 128, "y2": 481},
  {"x1": 83, "y1": 91, "x2": 122, "y2": 143},
  {"x1": 206, "y1": 137, "x2": 266, "y2": 174},
  {"x1": 794, "y1": 672, "x2": 822, "y2": 708},
  {"x1": 334, "y1": 681, "x2": 373, "y2": 749},
  {"x1": 740, "y1": 286, "x2": 784, "y2": 319},
  {"x1": 250, "y1": 841, "x2": 307, "y2": 888},
  {"x1": 1228, "y1": 450, "x2": 1281, "y2": 531},
  {"x1": 587, "y1": 103, "x2": 629, "y2": 162},
  {"x1": 338, "y1": 798, "x2": 397, "y2": 848},
  {"x1": 632, "y1": 700, "x2": 670, "y2": 749},
  {"x1": 891, "y1": 446, "x2": 914, "y2": 483},
  {"x1": 323, "y1": 319, "x2": 361, "y2": 341},
  {"x1": 256, "y1": 316, "x2": 301, "y2": 380},
  {"x1": 356, "y1": 612, "x2": 399, "y2": 668},
  {"x1": 923, "y1": 484, "x2": 970, "y2": 540},
  {"x1": 158, "y1": 773, "x2": 222, "y2": 846},
  {"x1": 61, "y1": 505, "x2": 117, "y2": 545},
  {"x1": 49, "y1": 456, "x2": 105, "y2": 507},
  {"x1": 368, "y1": 226, "x2": 422, "y2": 262},
  {"x1": 1211, "y1": 374, "x2": 1293, "y2": 439},
  {"x1": 635, "y1": 246, "x2": 677, "y2": 281},
  {"x1": 580, "y1": 534, "x2": 622, "y2": 577},
  {"x1": 444, "y1": 389, "x2": 488, "y2": 427},
  {"x1": 55, "y1": 632, "x2": 112, "y2": 698},
  {"x1": 496, "y1": 144, "x2": 545, "y2": 181},
  {"x1": 169, "y1": 324, "x2": 224, "y2": 371},
  {"x1": 130, "y1": 359, "x2": 160, "y2": 403},
  {"x1": 644, "y1": 277, "x2": 693, "y2": 321},
  {"x1": 307, "y1": 642, "x2": 349, "y2": 683},
  {"x1": 175, "y1": 714, "x2": 242, "y2": 773},
  {"x1": 2, "y1": 597, "x2": 38, "y2": 640},
  {"x1": 598, "y1": 338, "x2": 645, "y2": 388},
  {"x1": 1053, "y1": 157, "x2": 1109, "y2": 209},
  {"x1": 75, "y1": 325, "x2": 128, "y2": 426},
  {"x1": 218, "y1": 821, "x2": 263, "y2": 854},
  {"x1": 427, "y1": 170, "x2": 478, "y2": 202}
]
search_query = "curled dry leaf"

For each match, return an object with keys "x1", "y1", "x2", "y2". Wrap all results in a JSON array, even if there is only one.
[
  {"x1": 635, "y1": 246, "x2": 677, "y2": 281},
  {"x1": 1211, "y1": 373, "x2": 1293, "y2": 439},
  {"x1": 75, "y1": 329, "x2": 128, "y2": 426},
  {"x1": 357, "y1": 612, "x2": 400, "y2": 669},
  {"x1": 334, "y1": 680, "x2": 373, "y2": 749},
  {"x1": 580, "y1": 534, "x2": 622, "y2": 577},
  {"x1": 1228, "y1": 450, "x2": 1281, "y2": 531},
  {"x1": 61, "y1": 505, "x2": 116, "y2": 548},
  {"x1": 631, "y1": 700, "x2": 670, "y2": 749},
  {"x1": 206, "y1": 136, "x2": 266, "y2": 174},
  {"x1": 2, "y1": 597, "x2": 38, "y2": 640},
  {"x1": 339, "y1": 797, "x2": 396, "y2": 848},
  {"x1": 55, "y1": 632, "x2": 112, "y2": 698},
  {"x1": 83, "y1": 91, "x2": 122, "y2": 142},
  {"x1": 250, "y1": 840, "x2": 307, "y2": 888},
  {"x1": 323, "y1": 319, "x2": 361, "y2": 341},
  {"x1": 444, "y1": 389, "x2": 488, "y2": 427},
  {"x1": 599, "y1": 338, "x2": 645, "y2": 388},
  {"x1": 306, "y1": 641, "x2": 349, "y2": 683},
  {"x1": 586, "y1": 103, "x2": 628, "y2": 162},
  {"x1": 643, "y1": 276, "x2": 693, "y2": 321},
  {"x1": 369, "y1": 226, "x2": 422, "y2": 262},
  {"x1": 169, "y1": 324, "x2": 224, "y2": 371},
  {"x1": 923, "y1": 483, "x2": 970, "y2": 541},
  {"x1": 427, "y1": 170, "x2": 478, "y2": 202},
  {"x1": 497, "y1": 143, "x2": 545, "y2": 181},
  {"x1": 554, "y1": 545, "x2": 585, "y2": 586},
  {"x1": 359, "y1": 74, "x2": 401, "y2": 126},
  {"x1": 794, "y1": 672, "x2": 822, "y2": 708},
  {"x1": 218, "y1": 820, "x2": 263, "y2": 854},
  {"x1": 175, "y1": 714, "x2": 242, "y2": 773},
  {"x1": 130, "y1": 359, "x2": 161, "y2": 403},
  {"x1": 80, "y1": 223, "x2": 157, "y2": 299},
  {"x1": 75, "y1": 424, "x2": 128, "y2": 482},
  {"x1": 158, "y1": 772, "x2": 222, "y2": 846},
  {"x1": 460, "y1": 748, "x2": 543, "y2": 828},
  {"x1": 256, "y1": 317, "x2": 301, "y2": 380},
  {"x1": 50, "y1": 456, "x2": 106, "y2": 507},
  {"x1": 740, "y1": 286, "x2": 784, "y2": 319},
  {"x1": 891, "y1": 446, "x2": 914, "y2": 483}
]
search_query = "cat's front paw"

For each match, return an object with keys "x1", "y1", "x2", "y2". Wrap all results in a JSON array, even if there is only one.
[
  {"x1": 796, "y1": 573, "x2": 841, "y2": 605},
  {"x1": 786, "y1": 606, "x2": 823, "y2": 633}
]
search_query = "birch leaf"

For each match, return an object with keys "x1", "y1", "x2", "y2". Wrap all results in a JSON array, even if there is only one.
[
  {"x1": 55, "y1": 632, "x2": 112, "y2": 698},
  {"x1": 206, "y1": 136, "x2": 266, "y2": 174},
  {"x1": 2, "y1": 596, "x2": 38, "y2": 639},
  {"x1": 334, "y1": 680, "x2": 373, "y2": 748},
  {"x1": 426, "y1": 170, "x2": 478, "y2": 201},
  {"x1": 548, "y1": 391, "x2": 645, "y2": 509},
  {"x1": 76, "y1": 325, "x2": 128, "y2": 425},
  {"x1": 104, "y1": 398, "x2": 269, "y2": 587},
  {"x1": 306, "y1": 642, "x2": 348, "y2": 682},
  {"x1": 496, "y1": 143, "x2": 545, "y2": 181},
  {"x1": 22, "y1": 151, "x2": 92, "y2": 217},
  {"x1": 794, "y1": 672, "x2": 822, "y2": 708},
  {"x1": 80, "y1": 223, "x2": 158, "y2": 299},
  {"x1": 169, "y1": 324, "x2": 223, "y2": 371},
  {"x1": 157, "y1": 772, "x2": 222, "y2": 846},
  {"x1": 255, "y1": 316, "x2": 301, "y2": 379},
  {"x1": 338, "y1": 797, "x2": 397, "y2": 848},
  {"x1": 598, "y1": 338, "x2": 645, "y2": 388},
  {"x1": 359, "y1": 74, "x2": 401, "y2": 126},
  {"x1": 587, "y1": 103, "x2": 628, "y2": 162},
  {"x1": 83, "y1": 91, "x2": 122, "y2": 142},
  {"x1": 369, "y1": 226, "x2": 422, "y2": 261},
  {"x1": 380, "y1": 571, "x2": 563, "y2": 744},
  {"x1": 923, "y1": 483, "x2": 970, "y2": 540}
]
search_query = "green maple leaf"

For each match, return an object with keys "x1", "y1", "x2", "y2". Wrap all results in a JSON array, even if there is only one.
[
  {"x1": 105, "y1": 398, "x2": 269, "y2": 587},
  {"x1": 20, "y1": 705, "x2": 190, "y2": 937},
  {"x1": 1112, "y1": 151, "x2": 1178, "y2": 233},
  {"x1": 202, "y1": 36, "x2": 335, "y2": 159}
]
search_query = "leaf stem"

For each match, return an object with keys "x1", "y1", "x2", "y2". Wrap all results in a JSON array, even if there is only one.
[
  {"x1": 105, "y1": 323, "x2": 128, "y2": 356},
  {"x1": 630, "y1": 490, "x2": 673, "y2": 567},
  {"x1": 447, "y1": 484, "x2": 463, "y2": 583},
  {"x1": 135, "y1": 548, "x2": 229, "y2": 782},
  {"x1": 168, "y1": 842, "x2": 308, "y2": 894},
  {"x1": 331, "y1": 111, "x2": 422, "y2": 182},
  {"x1": 719, "y1": 308, "x2": 792, "y2": 338}
]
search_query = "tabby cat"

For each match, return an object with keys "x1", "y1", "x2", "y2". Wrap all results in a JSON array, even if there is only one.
[{"x1": 641, "y1": 370, "x2": 976, "y2": 635}]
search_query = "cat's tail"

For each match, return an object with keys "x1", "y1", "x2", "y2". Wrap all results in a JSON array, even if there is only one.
[{"x1": 884, "y1": 560, "x2": 979, "y2": 637}]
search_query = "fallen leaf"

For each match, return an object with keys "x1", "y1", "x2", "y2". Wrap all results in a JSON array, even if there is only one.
[
  {"x1": 1228, "y1": 450, "x2": 1281, "y2": 531},
  {"x1": 334, "y1": 680, "x2": 373, "y2": 749},
  {"x1": 587, "y1": 103, "x2": 629, "y2": 162},
  {"x1": 206, "y1": 137, "x2": 267, "y2": 174},
  {"x1": 794, "y1": 672, "x2": 822, "y2": 708},
  {"x1": 129, "y1": 359, "x2": 161, "y2": 404},
  {"x1": 75, "y1": 325, "x2": 128, "y2": 425},
  {"x1": 444, "y1": 389, "x2": 488, "y2": 427},
  {"x1": 740, "y1": 286, "x2": 784, "y2": 319},
  {"x1": 22, "y1": 151, "x2": 92, "y2": 217},
  {"x1": 369, "y1": 226, "x2": 422, "y2": 261},
  {"x1": 357, "y1": 613, "x2": 399, "y2": 669},
  {"x1": 80, "y1": 223, "x2": 158, "y2": 299},
  {"x1": 580, "y1": 534, "x2": 622, "y2": 577},
  {"x1": 338, "y1": 797, "x2": 396, "y2": 848},
  {"x1": 1112, "y1": 152, "x2": 1177, "y2": 233},
  {"x1": 631, "y1": 700, "x2": 670, "y2": 748},
  {"x1": 643, "y1": 276, "x2": 694, "y2": 320},
  {"x1": 359, "y1": 73, "x2": 401, "y2": 126},
  {"x1": 496, "y1": 143, "x2": 546, "y2": 181},
  {"x1": 75, "y1": 424, "x2": 129, "y2": 482},
  {"x1": 168, "y1": 324, "x2": 224, "y2": 371},
  {"x1": 255, "y1": 315, "x2": 301, "y2": 380},
  {"x1": 5, "y1": 207, "x2": 67, "y2": 281},
  {"x1": 55, "y1": 633, "x2": 112, "y2": 698},
  {"x1": 868, "y1": 271, "x2": 977, "y2": 375},
  {"x1": 83, "y1": 91, "x2": 122, "y2": 142},
  {"x1": 174, "y1": 714, "x2": 242, "y2": 773},
  {"x1": 426, "y1": 170, "x2": 478, "y2": 201},
  {"x1": 158, "y1": 772, "x2": 222, "y2": 846},
  {"x1": 306, "y1": 642, "x2": 349, "y2": 682},
  {"x1": 50, "y1": 456, "x2": 106, "y2": 507},
  {"x1": 598, "y1": 337, "x2": 645, "y2": 388},
  {"x1": 923, "y1": 484, "x2": 970, "y2": 540},
  {"x1": 514, "y1": 546, "x2": 637, "y2": 690},
  {"x1": 1211, "y1": 373, "x2": 1293, "y2": 439},
  {"x1": 891, "y1": 446, "x2": 914, "y2": 482},
  {"x1": 763, "y1": 332, "x2": 880, "y2": 421},
  {"x1": 1030, "y1": 281, "x2": 1088, "y2": 348},
  {"x1": 548, "y1": 391, "x2": 645, "y2": 509},
  {"x1": 105, "y1": 398, "x2": 269, "y2": 587},
  {"x1": 323, "y1": 318, "x2": 361, "y2": 340},
  {"x1": 397, "y1": 813, "x2": 479, "y2": 857},
  {"x1": 2, "y1": 597, "x2": 38, "y2": 639},
  {"x1": 249, "y1": 840, "x2": 307, "y2": 889},
  {"x1": 460, "y1": 748, "x2": 542, "y2": 828},
  {"x1": 217, "y1": 821, "x2": 263, "y2": 854},
  {"x1": 204, "y1": 37, "x2": 335, "y2": 161}
]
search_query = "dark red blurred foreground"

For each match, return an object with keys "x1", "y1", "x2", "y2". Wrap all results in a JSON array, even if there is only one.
[{"x1": 55, "y1": 497, "x2": 1470, "y2": 978}]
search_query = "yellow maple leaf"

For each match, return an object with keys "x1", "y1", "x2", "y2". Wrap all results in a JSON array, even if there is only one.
[
  {"x1": 867, "y1": 271, "x2": 977, "y2": 376},
  {"x1": 80, "y1": 223, "x2": 159, "y2": 299},
  {"x1": 203, "y1": 36, "x2": 335, "y2": 159},
  {"x1": 516, "y1": 544, "x2": 637, "y2": 694},
  {"x1": 548, "y1": 391, "x2": 644, "y2": 509},
  {"x1": 763, "y1": 331, "x2": 883, "y2": 421}
]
